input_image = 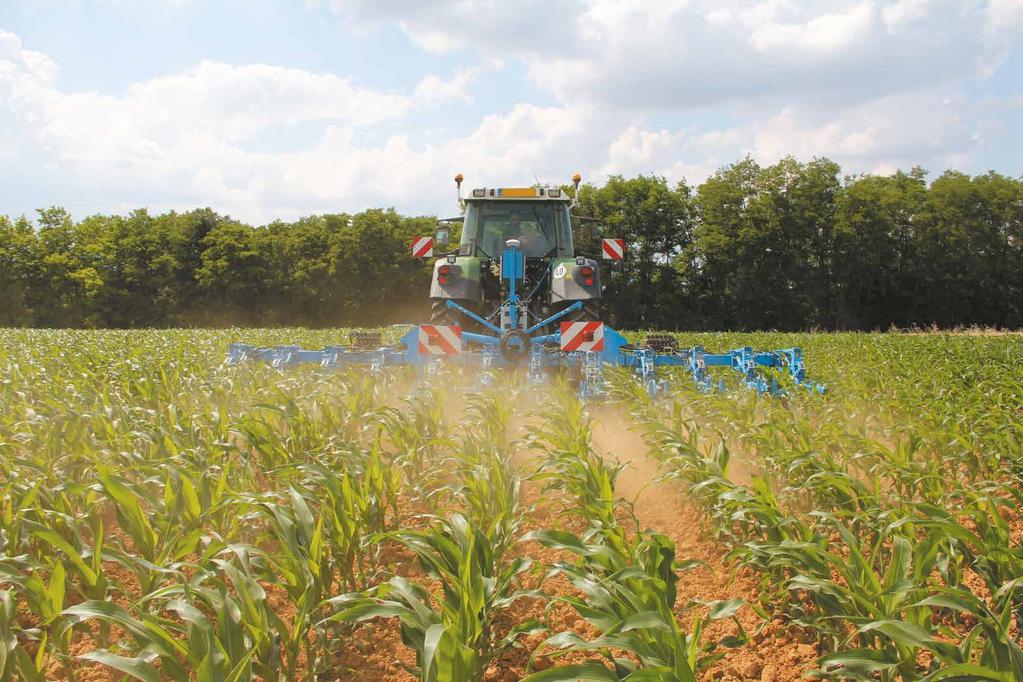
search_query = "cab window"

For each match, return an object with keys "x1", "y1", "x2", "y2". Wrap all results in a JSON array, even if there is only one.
[{"x1": 461, "y1": 202, "x2": 566, "y2": 258}]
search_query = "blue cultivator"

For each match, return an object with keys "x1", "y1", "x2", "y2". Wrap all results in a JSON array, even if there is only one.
[{"x1": 228, "y1": 240, "x2": 825, "y2": 399}]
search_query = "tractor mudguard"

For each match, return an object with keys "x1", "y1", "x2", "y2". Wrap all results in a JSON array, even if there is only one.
[
  {"x1": 430, "y1": 256, "x2": 482, "y2": 301},
  {"x1": 549, "y1": 256, "x2": 601, "y2": 303}
]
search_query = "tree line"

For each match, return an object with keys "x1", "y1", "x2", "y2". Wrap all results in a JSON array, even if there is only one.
[{"x1": 1, "y1": 157, "x2": 1020, "y2": 330}]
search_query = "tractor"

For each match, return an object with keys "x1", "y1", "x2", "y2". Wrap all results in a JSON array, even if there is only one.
[
  {"x1": 429, "y1": 174, "x2": 601, "y2": 336},
  {"x1": 227, "y1": 173, "x2": 825, "y2": 398}
]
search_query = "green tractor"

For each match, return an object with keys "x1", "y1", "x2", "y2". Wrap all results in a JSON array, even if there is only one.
[{"x1": 429, "y1": 174, "x2": 603, "y2": 333}]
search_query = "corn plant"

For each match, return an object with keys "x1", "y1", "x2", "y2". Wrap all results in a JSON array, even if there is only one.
[
  {"x1": 907, "y1": 578, "x2": 1023, "y2": 678},
  {"x1": 326, "y1": 513, "x2": 539, "y2": 681},
  {"x1": 819, "y1": 587, "x2": 1023, "y2": 681},
  {"x1": 93, "y1": 466, "x2": 203, "y2": 593},
  {"x1": 2, "y1": 328, "x2": 1022, "y2": 680},
  {"x1": 300, "y1": 451, "x2": 400, "y2": 591},
  {"x1": 524, "y1": 528, "x2": 741, "y2": 681},
  {"x1": 0, "y1": 588, "x2": 47, "y2": 682},
  {"x1": 249, "y1": 488, "x2": 330, "y2": 679},
  {"x1": 377, "y1": 393, "x2": 453, "y2": 499},
  {"x1": 61, "y1": 560, "x2": 279, "y2": 682},
  {"x1": 524, "y1": 394, "x2": 742, "y2": 680}
]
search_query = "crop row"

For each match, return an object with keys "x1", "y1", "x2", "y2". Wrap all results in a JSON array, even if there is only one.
[
  {"x1": 610, "y1": 331, "x2": 1023, "y2": 680},
  {"x1": 1, "y1": 328, "x2": 1020, "y2": 680}
]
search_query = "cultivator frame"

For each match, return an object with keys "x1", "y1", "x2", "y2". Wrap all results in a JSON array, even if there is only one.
[
  {"x1": 227, "y1": 325, "x2": 825, "y2": 398},
  {"x1": 229, "y1": 238, "x2": 825, "y2": 398}
]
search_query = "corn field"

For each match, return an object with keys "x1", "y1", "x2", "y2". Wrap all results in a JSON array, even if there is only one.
[{"x1": 0, "y1": 328, "x2": 1021, "y2": 681}]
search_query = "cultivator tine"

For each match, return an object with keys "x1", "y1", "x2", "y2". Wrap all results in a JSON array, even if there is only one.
[
  {"x1": 527, "y1": 344, "x2": 546, "y2": 386},
  {"x1": 634, "y1": 347, "x2": 667, "y2": 397},
  {"x1": 688, "y1": 346, "x2": 715, "y2": 393},
  {"x1": 775, "y1": 347, "x2": 827, "y2": 394},
  {"x1": 578, "y1": 351, "x2": 607, "y2": 400},
  {"x1": 322, "y1": 346, "x2": 340, "y2": 368},
  {"x1": 476, "y1": 347, "x2": 497, "y2": 388},
  {"x1": 737, "y1": 347, "x2": 768, "y2": 394},
  {"x1": 226, "y1": 343, "x2": 255, "y2": 365}
]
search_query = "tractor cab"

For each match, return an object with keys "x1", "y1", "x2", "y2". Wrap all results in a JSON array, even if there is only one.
[
  {"x1": 457, "y1": 188, "x2": 574, "y2": 259},
  {"x1": 430, "y1": 179, "x2": 602, "y2": 333}
]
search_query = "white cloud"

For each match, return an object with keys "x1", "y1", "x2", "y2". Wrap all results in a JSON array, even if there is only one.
[
  {"x1": 413, "y1": 67, "x2": 480, "y2": 104},
  {"x1": 749, "y1": 2, "x2": 875, "y2": 51},
  {"x1": 3, "y1": 0, "x2": 1021, "y2": 225},
  {"x1": 595, "y1": 125, "x2": 721, "y2": 185},
  {"x1": 0, "y1": 29, "x2": 605, "y2": 220},
  {"x1": 881, "y1": 0, "x2": 932, "y2": 30},
  {"x1": 319, "y1": 0, "x2": 1023, "y2": 111},
  {"x1": 261, "y1": 103, "x2": 599, "y2": 213},
  {"x1": 750, "y1": 91, "x2": 977, "y2": 168},
  {"x1": 988, "y1": 0, "x2": 1023, "y2": 31}
]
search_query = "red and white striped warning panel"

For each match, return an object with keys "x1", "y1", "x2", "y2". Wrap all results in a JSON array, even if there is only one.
[
  {"x1": 411, "y1": 236, "x2": 434, "y2": 258},
  {"x1": 601, "y1": 238, "x2": 625, "y2": 260},
  {"x1": 560, "y1": 321, "x2": 605, "y2": 352},
  {"x1": 418, "y1": 325, "x2": 462, "y2": 355}
]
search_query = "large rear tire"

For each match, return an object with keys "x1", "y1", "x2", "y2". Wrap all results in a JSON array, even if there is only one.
[
  {"x1": 539, "y1": 300, "x2": 602, "y2": 336},
  {"x1": 431, "y1": 298, "x2": 485, "y2": 332},
  {"x1": 569, "y1": 300, "x2": 602, "y2": 322},
  {"x1": 431, "y1": 299, "x2": 458, "y2": 325}
]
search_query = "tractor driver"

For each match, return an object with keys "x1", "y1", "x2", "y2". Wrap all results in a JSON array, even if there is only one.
[
  {"x1": 480, "y1": 208, "x2": 552, "y2": 256},
  {"x1": 503, "y1": 213, "x2": 550, "y2": 255},
  {"x1": 505, "y1": 215, "x2": 531, "y2": 250}
]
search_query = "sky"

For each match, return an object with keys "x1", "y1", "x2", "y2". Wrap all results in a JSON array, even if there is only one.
[{"x1": 1, "y1": 0, "x2": 1021, "y2": 224}]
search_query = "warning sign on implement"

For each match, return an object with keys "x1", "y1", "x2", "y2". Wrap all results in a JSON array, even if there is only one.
[
  {"x1": 411, "y1": 237, "x2": 434, "y2": 258},
  {"x1": 601, "y1": 238, "x2": 625, "y2": 260},
  {"x1": 418, "y1": 325, "x2": 462, "y2": 355},
  {"x1": 560, "y1": 321, "x2": 605, "y2": 352}
]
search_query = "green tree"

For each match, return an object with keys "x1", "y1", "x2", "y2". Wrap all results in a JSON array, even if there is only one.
[
  {"x1": 694, "y1": 157, "x2": 840, "y2": 330},
  {"x1": 832, "y1": 169, "x2": 928, "y2": 329},
  {"x1": 0, "y1": 216, "x2": 36, "y2": 325},
  {"x1": 916, "y1": 171, "x2": 1023, "y2": 327},
  {"x1": 576, "y1": 175, "x2": 696, "y2": 329},
  {"x1": 323, "y1": 209, "x2": 435, "y2": 325},
  {"x1": 195, "y1": 217, "x2": 271, "y2": 325},
  {"x1": 0, "y1": 163, "x2": 1019, "y2": 330}
]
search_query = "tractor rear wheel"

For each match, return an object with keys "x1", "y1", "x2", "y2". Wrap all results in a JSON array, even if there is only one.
[
  {"x1": 431, "y1": 299, "x2": 458, "y2": 325},
  {"x1": 431, "y1": 299, "x2": 483, "y2": 331},
  {"x1": 570, "y1": 300, "x2": 602, "y2": 322},
  {"x1": 543, "y1": 300, "x2": 602, "y2": 333}
]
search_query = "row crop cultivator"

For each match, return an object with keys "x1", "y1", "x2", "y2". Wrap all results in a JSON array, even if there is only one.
[
  {"x1": 226, "y1": 316, "x2": 825, "y2": 399},
  {"x1": 229, "y1": 176, "x2": 825, "y2": 398}
]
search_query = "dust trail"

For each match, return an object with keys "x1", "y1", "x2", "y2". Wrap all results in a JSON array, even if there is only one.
[
  {"x1": 589, "y1": 406, "x2": 711, "y2": 554},
  {"x1": 588, "y1": 406, "x2": 821, "y2": 680}
]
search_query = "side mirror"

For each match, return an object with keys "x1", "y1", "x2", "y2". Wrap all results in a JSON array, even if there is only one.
[{"x1": 435, "y1": 225, "x2": 450, "y2": 247}]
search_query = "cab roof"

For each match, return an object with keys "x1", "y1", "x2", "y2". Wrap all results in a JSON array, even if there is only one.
[{"x1": 465, "y1": 187, "x2": 570, "y2": 201}]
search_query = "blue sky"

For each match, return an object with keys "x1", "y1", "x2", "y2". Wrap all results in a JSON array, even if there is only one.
[{"x1": 1, "y1": 0, "x2": 1021, "y2": 223}]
